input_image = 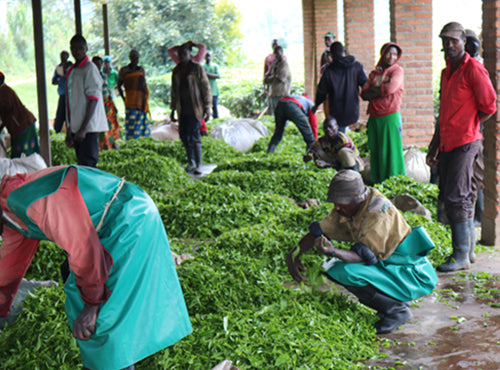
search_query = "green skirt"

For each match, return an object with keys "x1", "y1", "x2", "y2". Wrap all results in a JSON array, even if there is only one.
[
  {"x1": 367, "y1": 111, "x2": 406, "y2": 183},
  {"x1": 327, "y1": 227, "x2": 437, "y2": 302}
]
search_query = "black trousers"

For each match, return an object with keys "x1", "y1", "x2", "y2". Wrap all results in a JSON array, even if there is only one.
[
  {"x1": 74, "y1": 132, "x2": 99, "y2": 168},
  {"x1": 54, "y1": 94, "x2": 66, "y2": 133}
]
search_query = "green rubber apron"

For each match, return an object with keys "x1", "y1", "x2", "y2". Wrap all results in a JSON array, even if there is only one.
[
  {"x1": 327, "y1": 227, "x2": 438, "y2": 301},
  {"x1": 7, "y1": 166, "x2": 192, "y2": 370}
]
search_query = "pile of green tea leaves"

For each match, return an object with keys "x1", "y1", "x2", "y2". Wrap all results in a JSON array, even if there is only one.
[{"x1": 0, "y1": 118, "x2": 450, "y2": 369}]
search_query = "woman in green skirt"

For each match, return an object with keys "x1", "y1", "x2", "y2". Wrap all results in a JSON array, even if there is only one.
[{"x1": 361, "y1": 43, "x2": 406, "y2": 183}]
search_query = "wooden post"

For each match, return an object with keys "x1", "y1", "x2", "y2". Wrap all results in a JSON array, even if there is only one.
[{"x1": 31, "y1": 0, "x2": 51, "y2": 166}]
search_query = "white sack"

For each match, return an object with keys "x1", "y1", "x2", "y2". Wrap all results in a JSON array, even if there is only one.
[
  {"x1": 210, "y1": 119, "x2": 268, "y2": 152},
  {"x1": 404, "y1": 147, "x2": 430, "y2": 184}
]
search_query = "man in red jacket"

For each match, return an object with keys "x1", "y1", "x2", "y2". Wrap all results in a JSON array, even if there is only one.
[{"x1": 426, "y1": 22, "x2": 496, "y2": 272}]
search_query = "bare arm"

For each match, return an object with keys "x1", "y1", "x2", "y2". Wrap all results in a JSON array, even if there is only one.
[
  {"x1": 73, "y1": 303, "x2": 99, "y2": 340},
  {"x1": 314, "y1": 237, "x2": 363, "y2": 263},
  {"x1": 426, "y1": 122, "x2": 440, "y2": 168}
]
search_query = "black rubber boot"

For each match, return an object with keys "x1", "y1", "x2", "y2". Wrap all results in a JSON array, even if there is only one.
[
  {"x1": 345, "y1": 285, "x2": 412, "y2": 333},
  {"x1": 437, "y1": 221, "x2": 471, "y2": 272},
  {"x1": 369, "y1": 292, "x2": 412, "y2": 334},
  {"x1": 469, "y1": 217, "x2": 476, "y2": 263},
  {"x1": 193, "y1": 142, "x2": 203, "y2": 175},
  {"x1": 267, "y1": 143, "x2": 277, "y2": 154},
  {"x1": 185, "y1": 145, "x2": 196, "y2": 173}
]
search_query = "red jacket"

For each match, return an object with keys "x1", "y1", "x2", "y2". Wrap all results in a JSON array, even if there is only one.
[
  {"x1": 439, "y1": 52, "x2": 496, "y2": 152},
  {"x1": 361, "y1": 42, "x2": 404, "y2": 118}
]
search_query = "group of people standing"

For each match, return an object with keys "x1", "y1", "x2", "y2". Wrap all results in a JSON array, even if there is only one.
[
  {"x1": 265, "y1": 34, "x2": 406, "y2": 185},
  {"x1": 52, "y1": 36, "x2": 222, "y2": 176}
]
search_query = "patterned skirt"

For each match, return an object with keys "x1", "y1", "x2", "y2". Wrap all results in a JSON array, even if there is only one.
[
  {"x1": 11, "y1": 124, "x2": 40, "y2": 158},
  {"x1": 125, "y1": 107, "x2": 150, "y2": 140},
  {"x1": 98, "y1": 97, "x2": 121, "y2": 150}
]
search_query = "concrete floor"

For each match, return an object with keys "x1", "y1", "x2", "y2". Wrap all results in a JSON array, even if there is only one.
[{"x1": 367, "y1": 247, "x2": 500, "y2": 369}]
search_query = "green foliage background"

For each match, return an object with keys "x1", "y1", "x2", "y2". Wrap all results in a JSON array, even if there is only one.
[{"x1": 0, "y1": 116, "x2": 450, "y2": 369}]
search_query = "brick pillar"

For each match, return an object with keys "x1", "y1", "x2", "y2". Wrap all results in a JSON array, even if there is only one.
[
  {"x1": 344, "y1": 0, "x2": 375, "y2": 125},
  {"x1": 302, "y1": 0, "x2": 337, "y2": 96},
  {"x1": 481, "y1": 0, "x2": 500, "y2": 246},
  {"x1": 389, "y1": 0, "x2": 434, "y2": 147}
]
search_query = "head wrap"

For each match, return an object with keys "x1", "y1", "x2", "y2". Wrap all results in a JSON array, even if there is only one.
[
  {"x1": 102, "y1": 55, "x2": 112, "y2": 62},
  {"x1": 324, "y1": 32, "x2": 335, "y2": 39},
  {"x1": 326, "y1": 170, "x2": 369, "y2": 204},
  {"x1": 439, "y1": 22, "x2": 466, "y2": 40}
]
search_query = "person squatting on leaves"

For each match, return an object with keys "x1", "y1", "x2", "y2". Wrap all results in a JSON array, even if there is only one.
[
  {"x1": 0, "y1": 165, "x2": 192, "y2": 370},
  {"x1": 303, "y1": 116, "x2": 364, "y2": 172},
  {"x1": 287, "y1": 170, "x2": 437, "y2": 334}
]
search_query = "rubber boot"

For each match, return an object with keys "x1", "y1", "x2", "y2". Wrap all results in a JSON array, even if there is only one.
[
  {"x1": 185, "y1": 145, "x2": 196, "y2": 173},
  {"x1": 193, "y1": 142, "x2": 203, "y2": 175},
  {"x1": 369, "y1": 292, "x2": 412, "y2": 334},
  {"x1": 436, "y1": 221, "x2": 471, "y2": 272},
  {"x1": 267, "y1": 143, "x2": 277, "y2": 154},
  {"x1": 469, "y1": 217, "x2": 476, "y2": 263}
]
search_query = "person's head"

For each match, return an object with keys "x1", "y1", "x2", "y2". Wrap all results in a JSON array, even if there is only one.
[
  {"x1": 92, "y1": 56, "x2": 103, "y2": 70},
  {"x1": 326, "y1": 170, "x2": 369, "y2": 217},
  {"x1": 69, "y1": 34, "x2": 88, "y2": 64},
  {"x1": 271, "y1": 39, "x2": 280, "y2": 50},
  {"x1": 273, "y1": 45, "x2": 284, "y2": 61},
  {"x1": 0, "y1": 72, "x2": 4, "y2": 86},
  {"x1": 439, "y1": 22, "x2": 466, "y2": 62},
  {"x1": 178, "y1": 43, "x2": 192, "y2": 64},
  {"x1": 205, "y1": 50, "x2": 212, "y2": 64},
  {"x1": 324, "y1": 32, "x2": 335, "y2": 48},
  {"x1": 380, "y1": 43, "x2": 400, "y2": 69},
  {"x1": 102, "y1": 55, "x2": 112, "y2": 72},
  {"x1": 323, "y1": 116, "x2": 339, "y2": 139},
  {"x1": 465, "y1": 29, "x2": 480, "y2": 58},
  {"x1": 129, "y1": 49, "x2": 140, "y2": 66},
  {"x1": 330, "y1": 41, "x2": 345, "y2": 60},
  {"x1": 60, "y1": 51, "x2": 70, "y2": 64}
]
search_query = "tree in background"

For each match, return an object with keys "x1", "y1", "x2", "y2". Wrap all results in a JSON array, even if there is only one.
[
  {"x1": 0, "y1": 0, "x2": 81, "y2": 78},
  {"x1": 89, "y1": 0, "x2": 243, "y2": 71}
]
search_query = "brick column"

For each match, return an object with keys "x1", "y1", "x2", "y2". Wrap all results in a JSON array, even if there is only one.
[
  {"x1": 481, "y1": 0, "x2": 500, "y2": 246},
  {"x1": 302, "y1": 0, "x2": 337, "y2": 96},
  {"x1": 344, "y1": 0, "x2": 375, "y2": 125},
  {"x1": 389, "y1": 0, "x2": 434, "y2": 147}
]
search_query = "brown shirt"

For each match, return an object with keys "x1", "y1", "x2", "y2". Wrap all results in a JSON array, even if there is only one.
[{"x1": 319, "y1": 188, "x2": 411, "y2": 260}]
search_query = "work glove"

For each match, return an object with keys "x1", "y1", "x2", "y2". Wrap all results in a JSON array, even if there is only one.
[{"x1": 286, "y1": 233, "x2": 315, "y2": 282}]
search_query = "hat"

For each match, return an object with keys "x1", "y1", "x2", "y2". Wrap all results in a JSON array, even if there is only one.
[
  {"x1": 326, "y1": 170, "x2": 369, "y2": 204},
  {"x1": 324, "y1": 32, "x2": 336, "y2": 39},
  {"x1": 102, "y1": 55, "x2": 112, "y2": 62},
  {"x1": 465, "y1": 29, "x2": 480, "y2": 42},
  {"x1": 439, "y1": 22, "x2": 465, "y2": 40}
]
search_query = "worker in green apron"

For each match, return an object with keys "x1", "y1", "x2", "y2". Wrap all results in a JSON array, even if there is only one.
[
  {"x1": 0, "y1": 165, "x2": 192, "y2": 369},
  {"x1": 287, "y1": 170, "x2": 437, "y2": 334}
]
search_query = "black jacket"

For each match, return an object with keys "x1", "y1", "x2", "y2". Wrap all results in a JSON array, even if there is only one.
[{"x1": 315, "y1": 56, "x2": 368, "y2": 127}]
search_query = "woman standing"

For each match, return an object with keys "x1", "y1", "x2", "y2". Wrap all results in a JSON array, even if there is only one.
[
  {"x1": 117, "y1": 50, "x2": 150, "y2": 140},
  {"x1": 361, "y1": 42, "x2": 405, "y2": 183}
]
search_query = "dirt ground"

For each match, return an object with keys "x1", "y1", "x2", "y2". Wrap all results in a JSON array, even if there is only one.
[{"x1": 367, "y1": 246, "x2": 500, "y2": 369}]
